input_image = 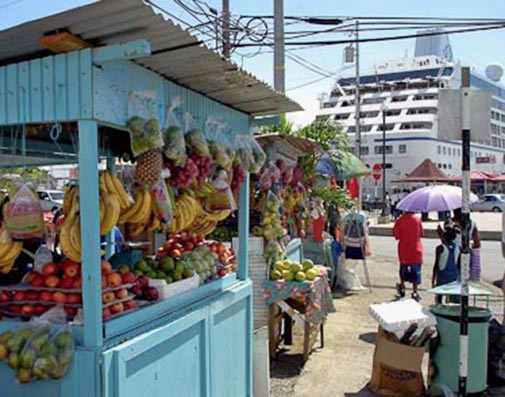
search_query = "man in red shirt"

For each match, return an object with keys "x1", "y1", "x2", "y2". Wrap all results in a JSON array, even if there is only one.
[{"x1": 393, "y1": 212, "x2": 424, "y2": 301}]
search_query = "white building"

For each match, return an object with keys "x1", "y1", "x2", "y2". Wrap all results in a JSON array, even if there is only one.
[{"x1": 317, "y1": 31, "x2": 505, "y2": 199}]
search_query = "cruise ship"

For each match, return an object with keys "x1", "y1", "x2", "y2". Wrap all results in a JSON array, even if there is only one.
[{"x1": 317, "y1": 31, "x2": 505, "y2": 200}]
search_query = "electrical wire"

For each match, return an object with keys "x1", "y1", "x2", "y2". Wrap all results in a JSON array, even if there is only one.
[
  {"x1": 0, "y1": 0, "x2": 23, "y2": 10},
  {"x1": 234, "y1": 23, "x2": 505, "y2": 48},
  {"x1": 286, "y1": 75, "x2": 333, "y2": 91}
]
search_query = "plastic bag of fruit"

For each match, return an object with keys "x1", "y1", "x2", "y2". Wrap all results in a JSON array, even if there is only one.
[
  {"x1": 17, "y1": 323, "x2": 52, "y2": 382},
  {"x1": 3, "y1": 183, "x2": 45, "y2": 240},
  {"x1": 163, "y1": 98, "x2": 187, "y2": 167},
  {"x1": 205, "y1": 170, "x2": 236, "y2": 211},
  {"x1": 127, "y1": 90, "x2": 164, "y2": 157},
  {"x1": 206, "y1": 120, "x2": 232, "y2": 170},
  {"x1": 151, "y1": 177, "x2": 173, "y2": 225},
  {"x1": 234, "y1": 135, "x2": 254, "y2": 171},
  {"x1": 184, "y1": 113, "x2": 210, "y2": 157},
  {"x1": 242, "y1": 132, "x2": 267, "y2": 173}
]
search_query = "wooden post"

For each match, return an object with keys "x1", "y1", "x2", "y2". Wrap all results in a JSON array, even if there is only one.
[{"x1": 79, "y1": 120, "x2": 103, "y2": 348}]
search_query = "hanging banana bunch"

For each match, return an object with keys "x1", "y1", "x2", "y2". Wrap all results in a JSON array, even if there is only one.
[{"x1": 0, "y1": 226, "x2": 23, "y2": 274}]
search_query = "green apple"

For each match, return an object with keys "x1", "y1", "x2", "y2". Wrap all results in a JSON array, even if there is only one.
[
  {"x1": 295, "y1": 272, "x2": 306, "y2": 282},
  {"x1": 303, "y1": 259, "x2": 314, "y2": 271},
  {"x1": 290, "y1": 263, "x2": 302, "y2": 273},
  {"x1": 306, "y1": 269, "x2": 317, "y2": 281},
  {"x1": 270, "y1": 270, "x2": 282, "y2": 280}
]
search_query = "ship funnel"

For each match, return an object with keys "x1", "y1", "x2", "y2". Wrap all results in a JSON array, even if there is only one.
[{"x1": 414, "y1": 29, "x2": 453, "y2": 61}]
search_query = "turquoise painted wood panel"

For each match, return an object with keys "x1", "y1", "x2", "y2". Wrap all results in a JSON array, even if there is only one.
[
  {"x1": 0, "y1": 50, "x2": 93, "y2": 125},
  {"x1": 210, "y1": 284, "x2": 253, "y2": 397},
  {"x1": 93, "y1": 59, "x2": 250, "y2": 136}
]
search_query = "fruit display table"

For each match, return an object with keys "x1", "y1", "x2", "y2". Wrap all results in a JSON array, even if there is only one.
[
  {"x1": 0, "y1": 2, "x2": 300, "y2": 396},
  {"x1": 264, "y1": 270, "x2": 335, "y2": 361}
]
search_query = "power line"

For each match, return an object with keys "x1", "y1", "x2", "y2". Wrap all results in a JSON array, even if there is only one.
[
  {"x1": 0, "y1": 0, "x2": 23, "y2": 10},
  {"x1": 234, "y1": 23, "x2": 505, "y2": 48},
  {"x1": 286, "y1": 75, "x2": 333, "y2": 91}
]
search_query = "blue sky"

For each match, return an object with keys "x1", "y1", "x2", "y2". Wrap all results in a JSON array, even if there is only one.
[{"x1": 1, "y1": 0, "x2": 504, "y2": 125}]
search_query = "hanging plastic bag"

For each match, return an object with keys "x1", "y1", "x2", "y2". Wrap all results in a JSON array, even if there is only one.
[
  {"x1": 3, "y1": 183, "x2": 44, "y2": 240},
  {"x1": 205, "y1": 170, "x2": 236, "y2": 211},
  {"x1": 151, "y1": 177, "x2": 173, "y2": 225},
  {"x1": 207, "y1": 120, "x2": 232, "y2": 170},
  {"x1": 242, "y1": 134, "x2": 267, "y2": 173},
  {"x1": 163, "y1": 97, "x2": 187, "y2": 167},
  {"x1": 234, "y1": 135, "x2": 254, "y2": 171},
  {"x1": 127, "y1": 90, "x2": 164, "y2": 157},
  {"x1": 184, "y1": 113, "x2": 210, "y2": 157}
]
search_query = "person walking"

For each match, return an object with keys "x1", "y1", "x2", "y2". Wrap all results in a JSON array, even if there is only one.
[{"x1": 393, "y1": 211, "x2": 424, "y2": 301}]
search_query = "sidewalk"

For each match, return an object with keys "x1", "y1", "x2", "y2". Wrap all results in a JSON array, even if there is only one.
[
  {"x1": 369, "y1": 212, "x2": 503, "y2": 240},
  {"x1": 270, "y1": 254, "x2": 505, "y2": 397}
]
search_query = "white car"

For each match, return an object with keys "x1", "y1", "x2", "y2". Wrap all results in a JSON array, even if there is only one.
[
  {"x1": 471, "y1": 194, "x2": 505, "y2": 212},
  {"x1": 37, "y1": 190, "x2": 64, "y2": 212}
]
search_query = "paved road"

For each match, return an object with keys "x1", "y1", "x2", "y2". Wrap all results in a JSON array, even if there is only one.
[{"x1": 369, "y1": 235, "x2": 505, "y2": 284}]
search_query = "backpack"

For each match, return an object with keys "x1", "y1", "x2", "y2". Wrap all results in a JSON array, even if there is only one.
[{"x1": 344, "y1": 216, "x2": 365, "y2": 248}]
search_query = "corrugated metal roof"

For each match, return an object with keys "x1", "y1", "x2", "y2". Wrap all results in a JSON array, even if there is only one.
[
  {"x1": 0, "y1": 0, "x2": 302, "y2": 117},
  {"x1": 255, "y1": 133, "x2": 322, "y2": 156}
]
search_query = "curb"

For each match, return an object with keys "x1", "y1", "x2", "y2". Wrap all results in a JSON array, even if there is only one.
[{"x1": 369, "y1": 227, "x2": 502, "y2": 241}]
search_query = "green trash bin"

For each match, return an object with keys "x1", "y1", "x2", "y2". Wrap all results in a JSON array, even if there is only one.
[{"x1": 428, "y1": 282, "x2": 492, "y2": 394}]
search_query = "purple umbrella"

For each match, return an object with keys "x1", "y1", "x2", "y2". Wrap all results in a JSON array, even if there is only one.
[{"x1": 396, "y1": 185, "x2": 478, "y2": 212}]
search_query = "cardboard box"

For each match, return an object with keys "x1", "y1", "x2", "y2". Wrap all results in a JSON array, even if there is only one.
[{"x1": 369, "y1": 327, "x2": 425, "y2": 396}]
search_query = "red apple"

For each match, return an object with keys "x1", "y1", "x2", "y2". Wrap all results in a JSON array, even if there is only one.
[
  {"x1": 101, "y1": 275, "x2": 107, "y2": 289},
  {"x1": 42, "y1": 263, "x2": 59, "y2": 277},
  {"x1": 60, "y1": 277, "x2": 74, "y2": 289},
  {"x1": 121, "y1": 271, "x2": 136, "y2": 285},
  {"x1": 39, "y1": 291, "x2": 53, "y2": 302},
  {"x1": 25, "y1": 291, "x2": 39, "y2": 301},
  {"x1": 29, "y1": 272, "x2": 45, "y2": 287},
  {"x1": 44, "y1": 275, "x2": 60, "y2": 288},
  {"x1": 0, "y1": 291, "x2": 11, "y2": 302},
  {"x1": 7, "y1": 304, "x2": 21, "y2": 314},
  {"x1": 62, "y1": 261, "x2": 80, "y2": 278},
  {"x1": 115, "y1": 289, "x2": 128, "y2": 300},
  {"x1": 101, "y1": 259, "x2": 112, "y2": 275},
  {"x1": 67, "y1": 293, "x2": 82, "y2": 304},
  {"x1": 52, "y1": 291, "x2": 67, "y2": 304},
  {"x1": 171, "y1": 249, "x2": 182, "y2": 260},
  {"x1": 33, "y1": 305, "x2": 47, "y2": 316},
  {"x1": 65, "y1": 307, "x2": 77, "y2": 317},
  {"x1": 136, "y1": 276, "x2": 149, "y2": 288},
  {"x1": 102, "y1": 307, "x2": 111, "y2": 320},
  {"x1": 73, "y1": 276, "x2": 83, "y2": 289},
  {"x1": 12, "y1": 291, "x2": 26, "y2": 302},
  {"x1": 109, "y1": 302, "x2": 124, "y2": 315},
  {"x1": 106, "y1": 272, "x2": 122, "y2": 288},
  {"x1": 102, "y1": 291, "x2": 115, "y2": 304},
  {"x1": 131, "y1": 284, "x2": 142, "y2": 298},
  {"x1": 21, "y1": 305, "x2": 34, "y2": 316},
  {"x1": 123, "y1": 300, "x2": 137, "y2": 311}
]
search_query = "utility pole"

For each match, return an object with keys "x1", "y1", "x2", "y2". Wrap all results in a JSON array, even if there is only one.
[
  {"x1": 222, "y1": 0, "x2": 230, "y2": 59},
  {"x1": 354, "y1": 20, "x2": 361, "y2": 160},
  {"x1": 458, "y1": 66, "x2": 471, "y2": 397},
  {"x1": 273, "y1": 0, "x2": 285, "y2": 93}
]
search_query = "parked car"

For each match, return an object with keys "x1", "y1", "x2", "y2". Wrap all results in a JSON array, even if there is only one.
[
  {"x1": 37, "y1": 190, "x2": 64, "y2": 212},
  {"x1": 471, "y1": 194, "x2": 505, "y2": 212}
]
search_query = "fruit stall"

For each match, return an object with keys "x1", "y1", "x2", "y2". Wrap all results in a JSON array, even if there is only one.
[{"x1": 0, "y1": 1, "x2": 301, "y2": 396}]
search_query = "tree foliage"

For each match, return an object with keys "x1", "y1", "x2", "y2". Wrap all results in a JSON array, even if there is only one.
[{"x1": 260, "y1": 114, "x2": 293, "y2": 135}]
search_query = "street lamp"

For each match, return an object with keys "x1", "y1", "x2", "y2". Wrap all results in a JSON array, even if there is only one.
[{"x1": 380, "y1": 102, "x2": 388, "y2": 216}]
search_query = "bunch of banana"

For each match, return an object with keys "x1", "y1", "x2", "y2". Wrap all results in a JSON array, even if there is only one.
[
  {"x1": 187, "y1": 215, "x2": 217, "y2": 236},
  {"x1": 59, "y1": 205, "x2": 81, "y2": 263},
  {"x1": 192, "y1": 181, "x2": 216, "y2": 199},
  {"x1": 99, "y1": 170, "x2": 133, "y2": 235},
  {"x1": 62, "y1": 185, "x2": 79, "y2": 216},
  {"x1": 0, "y1": 226, "x2": 22, "y2": 274},
  {"x1": 169, "y1": 194, "x2": 198, "y2": 233},
  {"x1": 119, "y1": 188, "x2": 153, "y2": 238},
  {"x1": 203, "y1": 208, "x2": 231, "y2": 222}
]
